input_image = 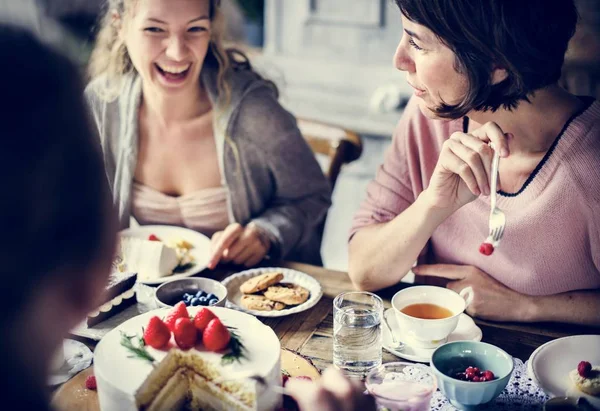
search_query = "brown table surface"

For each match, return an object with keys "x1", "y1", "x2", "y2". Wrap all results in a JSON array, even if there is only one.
[{"x1": 73, "y1": 261, "x2": 600, "y2": 369}]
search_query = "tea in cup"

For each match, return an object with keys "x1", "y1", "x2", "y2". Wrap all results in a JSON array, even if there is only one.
[{"x1": 392, "y1": 286, "x2": 474, "y2": 348}]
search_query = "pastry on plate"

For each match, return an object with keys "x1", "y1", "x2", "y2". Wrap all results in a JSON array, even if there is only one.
[
  {"x1": 240, "y1": 295, "x2": 286, "y2": 311},
  {"x1": 570, "y1": 361, "x2": 600, "y2": 396},
  {"x1": 264, "y1": 283, "x2": 310, "y2": 305},
  {"x1": 239, "y1": 272, "x2": 284, "y2": 294}
]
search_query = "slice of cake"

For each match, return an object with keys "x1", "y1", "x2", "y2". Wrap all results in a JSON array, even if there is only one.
[
  {"x1": 87, "y1": 271, "x2": 137, "y2": 327},
  {"x1": 120, "y1": 237, "x2": 179, "y2": 280},
  {"x1": 135, "y1": 350, "x2": 255, "y2": 410},
  {"x1": 570, "y1": 361, "x2": 600, "y2": 396},
  {"x1": 94, "y1": 307, "x2": 281, "y2": 411}
]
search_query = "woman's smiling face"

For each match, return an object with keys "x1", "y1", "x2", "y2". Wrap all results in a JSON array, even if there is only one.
[
  {"x1": 121, "y1": 0, "x2": 212, "y2": 95},
  {"x1": 394, "y1": 14, "x2": 469, "y2": 118}
]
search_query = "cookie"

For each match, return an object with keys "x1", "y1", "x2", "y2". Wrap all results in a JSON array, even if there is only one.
[
  {"x1": 264, "y1": 283, "x2": 310, "y2": 305},
  {"x1": 240, "y1": 295, "x2": 286, "y2": 311},
  {"x1": 240, "y1": 272, "x2": 284, "y2": 294}
]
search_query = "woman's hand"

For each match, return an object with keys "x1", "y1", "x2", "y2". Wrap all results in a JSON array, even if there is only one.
[
  {"x1": 286, "y1": 368, "x2": 376, "y2": 411},
  {"x1": 208, "y1": 223, "x2": 270, "y2": 269},
  {"x1": 412, "y1": 264, "x2": 534, "y2": 322},
  {"x1": 422, "y1": 122, "x2": 510, "y2": 212}
]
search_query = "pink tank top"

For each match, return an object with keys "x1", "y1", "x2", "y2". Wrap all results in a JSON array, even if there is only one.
[{"x1": 131, "y1": 182, "x2": 231, "y2": 237}]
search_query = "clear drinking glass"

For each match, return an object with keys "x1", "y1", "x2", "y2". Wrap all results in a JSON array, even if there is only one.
[
  {"x1": 333, "y1": 291, "x2": 383, "y2": 377},
  {"x1": 366, "y1": 362, "x2": 437, "y2": 411}
]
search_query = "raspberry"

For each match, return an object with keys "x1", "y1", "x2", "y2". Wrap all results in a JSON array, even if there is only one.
[
  {"x1": 479, "y1": 242, "x2": 494, "y2": 256},
  {"x1": 578, "y1": 361, "x2": 592, "y2": 378},
  {"x1": 85, "y1": 375, "x2": 97, "y2": 390},
  {"x1": 294, "y1": 376, "x2": 312, "y2": 381},
  {"x1": 483, "y1": 370, "x2": 495, "y2": 380}
]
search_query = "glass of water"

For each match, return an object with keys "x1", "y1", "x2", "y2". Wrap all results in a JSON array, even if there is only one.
[{"x1": 333, "y1": 291, "x2": 383, "y2": 378}]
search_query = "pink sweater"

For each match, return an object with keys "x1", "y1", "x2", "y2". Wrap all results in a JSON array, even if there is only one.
[{"x1": 351, "y1": 97, "x2": 600, "y2": 296}]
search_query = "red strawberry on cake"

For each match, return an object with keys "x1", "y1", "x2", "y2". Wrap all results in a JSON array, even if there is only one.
[
  {"x1": 193, "y1": 307, "x2": 217, "y2": 332},
  {"x1": 173, "y1": 317, "x2": 197, "y2": 350},
  {"x1": 203, "y1": 317, "x2": 231, "y2": 352},
  {"x1": 143, "y1": 316, "x2": 171, "y2": 349},
  {"x1": 164, "y1": 301, "x2": 189, "y2": 332}
]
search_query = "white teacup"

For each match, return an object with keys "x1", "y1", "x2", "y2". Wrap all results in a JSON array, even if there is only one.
[{"x1": 392, "y1": 286, "x2": 474, "y2": 349}]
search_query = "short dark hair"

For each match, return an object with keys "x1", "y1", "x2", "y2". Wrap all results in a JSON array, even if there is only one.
[
  {"x1": 0, "y1": 24, "x2": 114, "y2": 315},
  {"x1": 395, "y1": 0, "x2": 579, "y2": 119}
]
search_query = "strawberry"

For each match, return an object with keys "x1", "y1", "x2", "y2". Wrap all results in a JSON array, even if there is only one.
[
  {"x1": 479, "y1": 242, "x2": 494, "y2": 256},
  {"x1": 143, "y1": 316, "x2": 171, "y2": 349},
  {"x1": 85, "y1": 375, "x2": 97, "y2": 390},
  {"x1": 148, "y1": 234, "x2": 160, "y2": 241},
  {"x1": 164, "y1": 302, "x2": 189, "y2": 332},
  {"x1": 202, "y1": 318, "x2": 231, "y2": 352},
  {"x1": 193, "y1": 308, "x2": 217, "y2": 332},
  {"x1": 578, "y1": 361, "x2": 592, "y2": 378},
  {"x1": 282, "y1": 374, "x2": 290, "y2": 386},
  {"x1": 173, "y1": 317, "x2": 197, "y2": 350}
]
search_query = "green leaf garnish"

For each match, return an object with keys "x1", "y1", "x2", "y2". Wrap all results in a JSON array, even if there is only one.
[
  {"x1": 221, "y1": 327, "x2": 247, "y2": 365},
  {"x1": 120, "y1": 331, "x2": 155, "y2": 363}
]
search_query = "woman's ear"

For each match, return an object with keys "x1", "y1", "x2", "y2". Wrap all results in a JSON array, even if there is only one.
[
  {"x1": 111, "y1": 10, "x2": 125, "y2": 40},
  {"x1": 491, "y1": 67, "x2": 508, "y2": 85}
]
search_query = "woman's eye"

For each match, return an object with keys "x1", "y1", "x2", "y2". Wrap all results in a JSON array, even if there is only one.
[
  {"x1": 408, "y1": 38, "x2": 424, "y2": 51},
  {"x1": 144, "y1": 27, "x2": 164, "y2": 33},
  {"x1": 188, "y1": 27, "x2": 208, "y2": 33}
]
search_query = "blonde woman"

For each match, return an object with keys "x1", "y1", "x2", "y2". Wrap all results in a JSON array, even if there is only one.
[{"x1": 85, "y1": 0, "x2": 331, "y2": 267}]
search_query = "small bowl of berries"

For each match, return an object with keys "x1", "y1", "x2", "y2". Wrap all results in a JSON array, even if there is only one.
[
  {"x1": 430, "y1": 341, "x2": 514, "y2": 410},
  {"x1": 155, "y1": 278, "x2": 227, "y2": 309}
]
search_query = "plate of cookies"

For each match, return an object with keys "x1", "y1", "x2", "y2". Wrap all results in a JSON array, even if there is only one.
[{"x1": 221, "y1": 267, "x2": 323, "y2": 317}]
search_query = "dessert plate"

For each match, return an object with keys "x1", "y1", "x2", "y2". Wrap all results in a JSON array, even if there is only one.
[
  {"x1": 222, "y1": 267, "x2": 323, "y2": 318},
  {"x1": 527, "y1": 335, "x2": 600, "y2": 409},
  {"x1": 382, "y1": 308, "x2": 482, "y2": 363},
  {"x1": 120, "y1": 225, "x2": 211, "y2": 285}
]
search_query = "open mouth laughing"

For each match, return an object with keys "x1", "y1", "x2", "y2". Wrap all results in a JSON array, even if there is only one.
[{"x1": 155, "y1": 63, "x2": 191, "y2": 84}]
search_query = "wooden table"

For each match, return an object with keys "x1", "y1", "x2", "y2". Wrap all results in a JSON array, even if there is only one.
[
  {"x1": 54, "y1": 261, "x2": 600, "y2": 410},
  {"x1": 210, "y1": 262, "x2": 600, "y2": 369}
]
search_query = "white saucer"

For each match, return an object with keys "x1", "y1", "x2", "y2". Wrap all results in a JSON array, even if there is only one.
[
  {"x1": 47, "y1": 339, "x2": 93, "y2": 386},
  {"x1": 527, "y1": 334, "x2": 600, "y2": 409},
  {"x1": 382, "y1": 308, "x2": 483, "y2": 363}
]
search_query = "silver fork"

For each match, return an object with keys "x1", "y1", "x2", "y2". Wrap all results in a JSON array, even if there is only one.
[
  {"x1": 489, "y1": 144, "x2": 506, "y2": 244},
  {"x1": 212, "y1": 372, "x2": 289, "y2": 395}
]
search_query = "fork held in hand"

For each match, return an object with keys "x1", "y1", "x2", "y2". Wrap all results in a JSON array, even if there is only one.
[{"x1": 488, "y1": 144, "x2": 506, "y2": 244}]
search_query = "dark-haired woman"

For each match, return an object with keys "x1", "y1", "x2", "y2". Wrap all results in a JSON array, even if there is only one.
[{"x1": 349, "y1": 0, "x2": 600, "y2": 326}]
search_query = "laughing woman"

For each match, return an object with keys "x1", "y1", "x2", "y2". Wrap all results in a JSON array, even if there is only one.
[
  {"x1": 86, "y1": 0, "x2": 331, "y2": 267},
  {"x1": 349, "y1": 0, "x2": 600, "y2": 326}
]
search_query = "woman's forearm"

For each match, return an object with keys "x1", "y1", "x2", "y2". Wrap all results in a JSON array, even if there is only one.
[
  {"x1": 525, "y1": 290, "x2": 600, "y2": 327},
  {"x1": 348, "y1": 193, "x2": 451, "y2": 291}
]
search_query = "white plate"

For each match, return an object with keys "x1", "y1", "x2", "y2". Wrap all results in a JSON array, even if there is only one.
[
  {"x1": 527, "y1": 334, "x2": 600, "y2": 408},
  {"x1": 222, "y1": 267, "x2": 323, "y2": 317},
  {"x1": 120, "y1": 225, "x2": 211, "y2": 285},
  {"x1": 382, "y1": 308, "x2": 483, "y2": 363}
]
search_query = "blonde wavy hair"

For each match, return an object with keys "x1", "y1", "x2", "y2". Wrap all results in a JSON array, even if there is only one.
[{"x1": 88, "y1": 0, "x2": 231, "y2": 106}]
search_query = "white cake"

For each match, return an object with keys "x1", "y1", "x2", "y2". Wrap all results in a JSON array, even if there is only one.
[
  {"x1": 94, "y1": 307, "x2": 282, "y2": 411},
  {"x1": 119, "y1": 237, "x2": 179, "y2": 280}
]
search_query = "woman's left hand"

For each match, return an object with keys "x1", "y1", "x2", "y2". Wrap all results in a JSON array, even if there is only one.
[
  {"x1": 412, "y1": 264, "x2": 534, "y2": 322},
  {"x1": 208, "y1": 223, "x2": 270, "y2": 269}
]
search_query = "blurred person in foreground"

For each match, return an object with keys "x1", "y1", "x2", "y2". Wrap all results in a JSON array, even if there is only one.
[{"x1": 0, "y1": 16, "x2": 371, "y2": 411}]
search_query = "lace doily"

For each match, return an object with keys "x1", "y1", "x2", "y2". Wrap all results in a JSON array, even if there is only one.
[{"x1": 402, "y1": 359, "x2": 548, "y2": 410}]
